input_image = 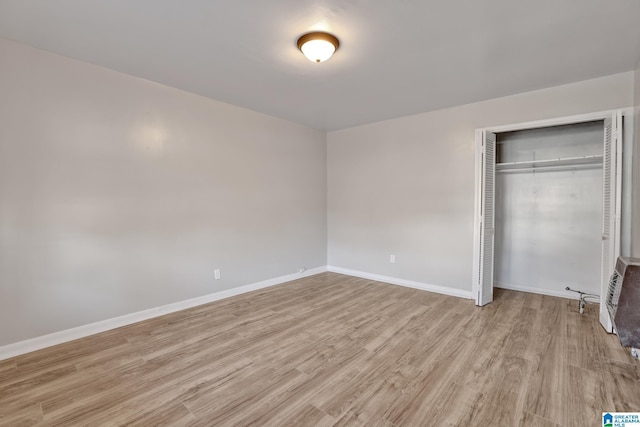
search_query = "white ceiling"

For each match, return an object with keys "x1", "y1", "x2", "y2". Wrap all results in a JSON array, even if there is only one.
[{"x1": 1, "y1": 0, "x2": 639, "y2": 130}]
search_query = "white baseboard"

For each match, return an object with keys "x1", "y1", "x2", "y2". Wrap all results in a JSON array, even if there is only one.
[
  {"x1": 495, "y1": 282, "x2": 582, "y2": 300},
  {"x1": 0, "y1": 266, "x2": 327, "y2": 362},
  {"x1": 327, "y1": 266, "x2": 473, "y2": 300}
]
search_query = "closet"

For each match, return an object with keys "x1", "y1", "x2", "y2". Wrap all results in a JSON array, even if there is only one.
[{"x1": 473, "y1": 111, "x2": 622, "y2": 332}]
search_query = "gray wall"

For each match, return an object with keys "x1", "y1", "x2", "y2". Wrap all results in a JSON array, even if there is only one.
[
  {"x1": 0, "y1": 39, "x2": 327, "y2": 346},
  {"x1": 327, "y1": 72, "x2": 634, "y2": 292}
]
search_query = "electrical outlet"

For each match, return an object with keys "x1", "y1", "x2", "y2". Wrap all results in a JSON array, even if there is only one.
[
  {"x1": 214, "y1": 269, "x2": 221, "y2": 280},
  {"x1": 298, "y1": 267, "x2": 307, "y2": 274},
  {"x1": 390, "y1": 254, "x2": 396, "y2": 263}
]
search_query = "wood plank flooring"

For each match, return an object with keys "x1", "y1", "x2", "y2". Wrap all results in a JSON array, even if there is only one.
[{"x1": 1, "y1": 272, "x2": 639, "y2": 426}]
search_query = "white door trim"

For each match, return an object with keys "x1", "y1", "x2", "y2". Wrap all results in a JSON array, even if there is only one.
[{"x1": 476, "y1": 108, "x2": 632, "y2": 134}]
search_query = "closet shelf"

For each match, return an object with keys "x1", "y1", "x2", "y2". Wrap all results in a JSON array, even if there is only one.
[{"x1": 495, "y1": 155, "x2": 603, "y2": 172}]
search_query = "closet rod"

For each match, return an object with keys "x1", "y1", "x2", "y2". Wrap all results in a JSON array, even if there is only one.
[
  {"x1": 495, "y1": 154, "x2": 603, "y2": 172},
  {"x1": 496, "y1": 163, "x2": 602, "y2": 173}
]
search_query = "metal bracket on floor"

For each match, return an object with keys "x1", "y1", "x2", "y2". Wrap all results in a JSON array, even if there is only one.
[{"x1": 565, "y1": 286, "x2": 599, "y2": 314}]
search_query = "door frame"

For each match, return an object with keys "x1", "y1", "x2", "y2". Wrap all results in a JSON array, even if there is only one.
[{"x1": 472, "y1": 109, "x2": 630, "y2": 326}]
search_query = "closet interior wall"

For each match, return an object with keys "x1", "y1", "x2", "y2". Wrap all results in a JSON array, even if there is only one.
[{"x1": 494, "y1": 121, "x2": 604, "y2": 297}]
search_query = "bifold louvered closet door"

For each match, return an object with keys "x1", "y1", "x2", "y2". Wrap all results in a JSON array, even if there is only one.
[
  {"x1": 600, "y1": 113, "x2": 622, "y2": 332},
  {"x1": 475, "y1": 130, "x2": 496, "y2": 307}
]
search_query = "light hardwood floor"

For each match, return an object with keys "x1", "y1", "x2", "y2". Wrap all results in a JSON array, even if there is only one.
[{"x1": 1, "y1": 272, "x2": 639, "y2": 426}]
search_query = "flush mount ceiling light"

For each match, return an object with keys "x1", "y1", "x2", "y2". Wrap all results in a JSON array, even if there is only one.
[{"x1": 297, "y1": 31, "x2": 340, "y2": 63}]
